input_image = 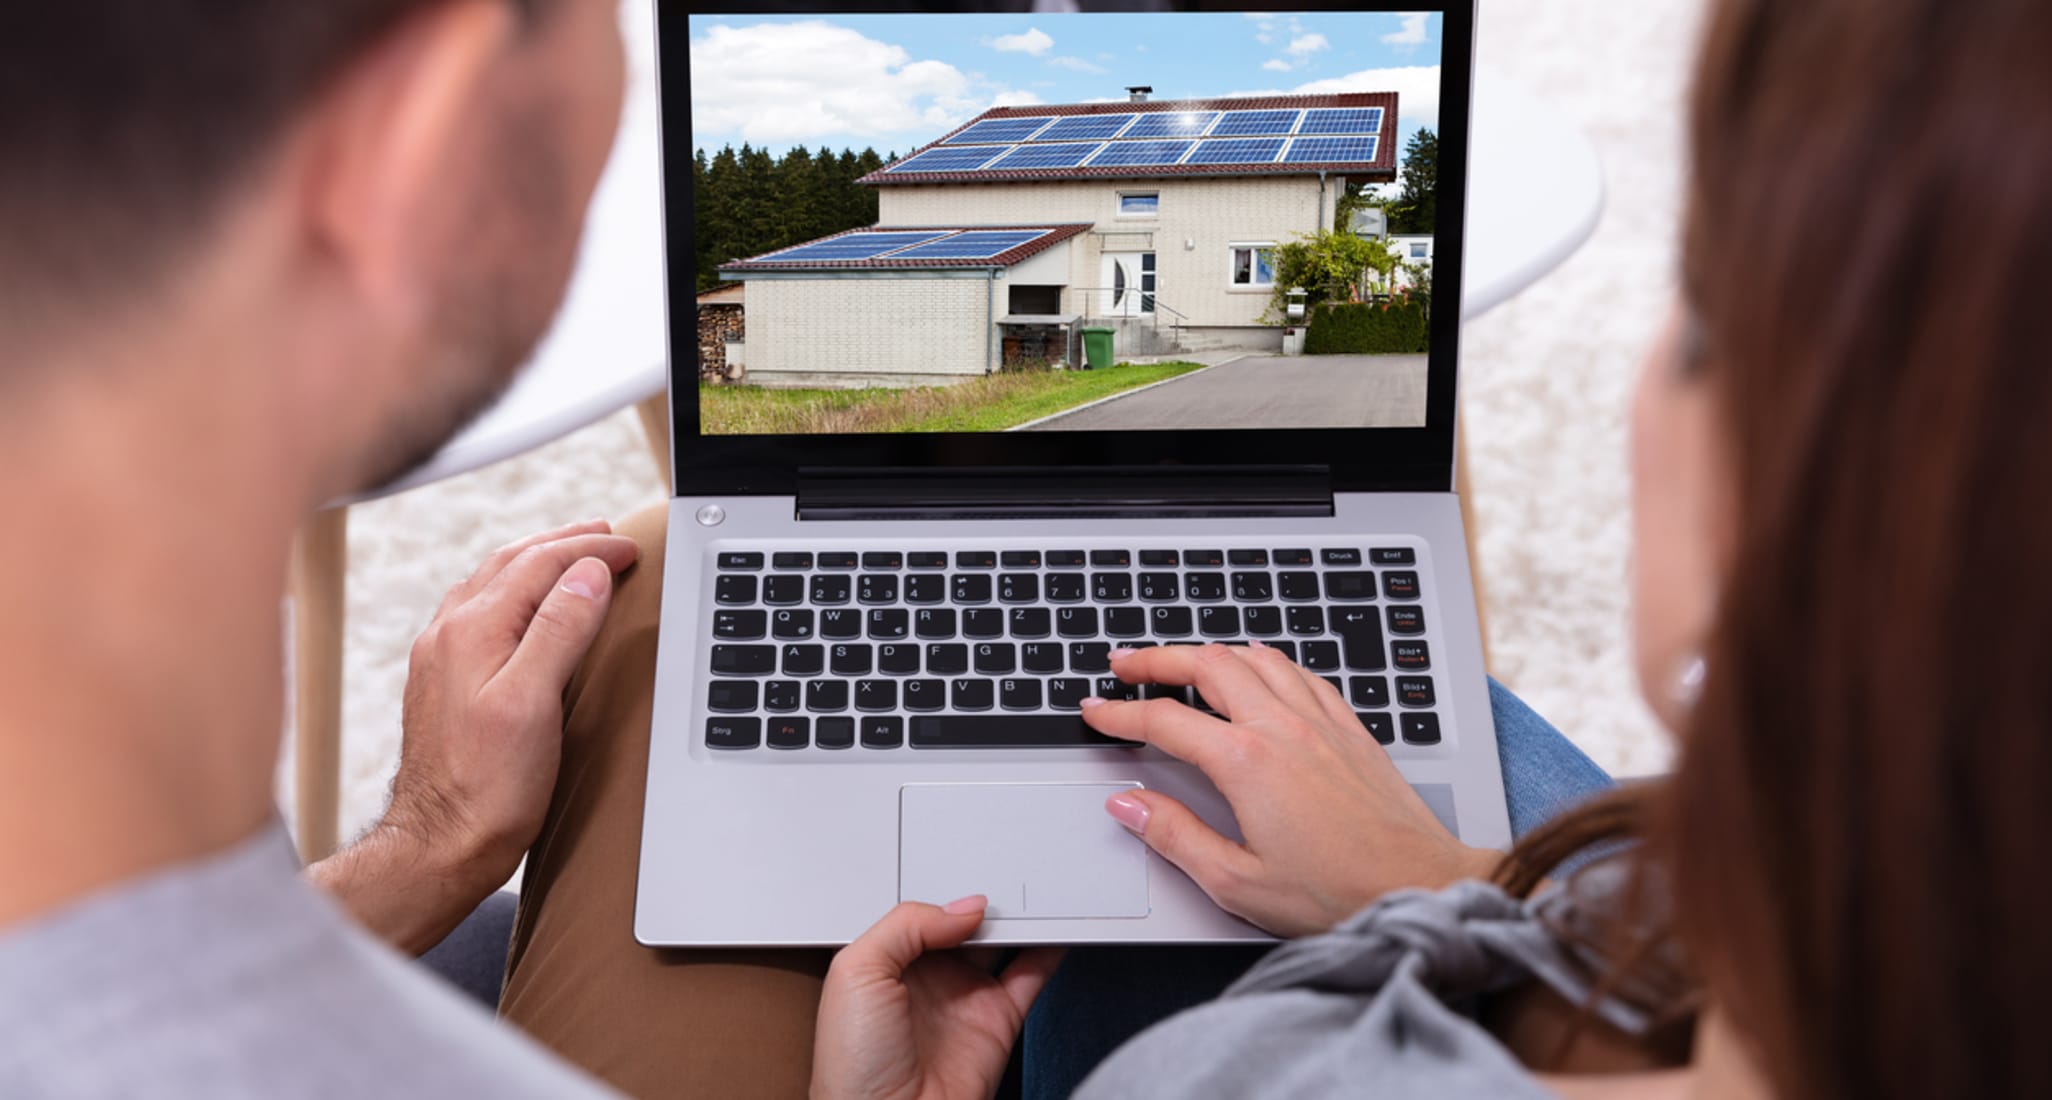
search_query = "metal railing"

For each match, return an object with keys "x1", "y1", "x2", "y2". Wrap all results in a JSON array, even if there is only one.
[{"x1": 1063, "y1": 287, "x2": 1190, "y2": 352}]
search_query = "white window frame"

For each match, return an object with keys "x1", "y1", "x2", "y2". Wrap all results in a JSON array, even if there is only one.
[
  {"x1": 1117, "y1": 191, "x2": 1161, "y2": 218},
  {"x1": 1228, "y1": 241, "x2": 1278, "y2": 291}
]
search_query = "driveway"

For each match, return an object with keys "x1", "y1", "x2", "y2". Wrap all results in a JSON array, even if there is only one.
[{"x1": 1019, "y1": 355, "x2": 1429, "y2": 432}]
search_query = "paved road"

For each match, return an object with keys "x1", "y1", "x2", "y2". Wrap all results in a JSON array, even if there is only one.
[{"x1": 1021, "y1": 354, "x2": 1430, "y2": 432}]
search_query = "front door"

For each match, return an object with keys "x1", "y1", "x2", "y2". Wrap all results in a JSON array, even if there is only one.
[{"x1": 1100, "y1": 252, "x2": 1156, "y2": 317}]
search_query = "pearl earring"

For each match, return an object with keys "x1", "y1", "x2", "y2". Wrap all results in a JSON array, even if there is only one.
[{"x1": 1671, "y1": 653, "x2": 1708, "y2": 712}]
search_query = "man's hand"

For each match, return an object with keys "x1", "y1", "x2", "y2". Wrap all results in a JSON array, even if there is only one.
[
  {"x1": 309, "y1": 519, "x2": 638, "y2": 954},
  {"x1": 1079, "y1": 642, "x2": 1497, "y2": 938},
  {"x1": 813, "y1": 897, "x2": 1062, "y2": 1100}
]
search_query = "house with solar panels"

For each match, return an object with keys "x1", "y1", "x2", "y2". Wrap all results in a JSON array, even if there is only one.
[{"x1": 717, "y1": 91, "x2": 1397, "y2": 388}]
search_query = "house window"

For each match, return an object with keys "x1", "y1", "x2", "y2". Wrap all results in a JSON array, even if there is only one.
[
  {"x1": 1231, "y1": 244, "x2": 1276, "y2": 288},
  {"x1": 1409, "y1": 241, "x2": 1430, "y2": 260},
  {"x1": 1119, "y1": 192, "x2": 1160, "y2": 217}
]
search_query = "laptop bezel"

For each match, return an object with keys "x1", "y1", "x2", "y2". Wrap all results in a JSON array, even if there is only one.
[{"x1": 656, "y1": 0, "x2": 1475, "y2": 496}]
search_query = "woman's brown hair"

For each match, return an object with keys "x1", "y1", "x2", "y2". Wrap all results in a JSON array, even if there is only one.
[{"x1": 1502, "y1": 1, "x2": 2052, "y2": 1095}]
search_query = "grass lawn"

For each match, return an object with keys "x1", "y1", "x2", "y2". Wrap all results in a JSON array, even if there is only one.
[{"x1": 700, "y1": 362, "x2": 1207, "y2": 435}]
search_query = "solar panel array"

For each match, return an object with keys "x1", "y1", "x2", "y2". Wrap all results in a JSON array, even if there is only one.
[
  {"x1": 743, "y1": 228, "x2": 1052, "y2": 265},
  {"x1": 752, "y1": 231, "x2": 949, "y2": 263},
  {"x1": 895, "y1": 103, "x2": 1387, "y2": 176},
  {"x1": 888, "y1": 230, "x2": 1049, "y2": 260}
]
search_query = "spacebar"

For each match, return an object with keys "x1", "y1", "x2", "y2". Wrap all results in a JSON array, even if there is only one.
[{"x1": 909, "y1": 715, "x2": 1138, "y2": 749}]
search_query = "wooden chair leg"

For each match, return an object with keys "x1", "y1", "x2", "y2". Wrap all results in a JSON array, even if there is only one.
[
  {"x1": 1456, "y1": 415, "x2": 1493, "y2": 670},
  {"x1": 290, "y1": 507, "x2": 348, "y2": 863},
  {"x1": 635, "y1": 393, "x2": 674, "y2": 489}
]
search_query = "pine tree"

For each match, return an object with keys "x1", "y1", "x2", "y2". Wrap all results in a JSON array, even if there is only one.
[{"x1": 1387, "y1": 128, "x2": 1439, "y2": 236}]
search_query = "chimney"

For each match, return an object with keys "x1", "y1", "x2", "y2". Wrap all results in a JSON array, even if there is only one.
[{"x1": 1126, "y1": 85, "x2": 1152, "y2": 103}]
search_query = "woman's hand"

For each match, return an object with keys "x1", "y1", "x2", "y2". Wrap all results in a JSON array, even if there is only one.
[
  {"x1": 1080, "y1": 642, "x2": 1497, "y2": 938},
  {"x1": 813, "y1": 897, "x2": 1063, "y2": 1100}
]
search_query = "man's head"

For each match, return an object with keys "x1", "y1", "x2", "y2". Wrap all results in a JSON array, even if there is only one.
[{"x1": 0, "y1": 0, "x2": 626, "y2": 496}]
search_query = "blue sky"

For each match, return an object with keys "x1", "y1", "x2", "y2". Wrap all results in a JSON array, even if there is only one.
[{"x1": 687, "y1": 11, "x2": 1442, "y2": 165}]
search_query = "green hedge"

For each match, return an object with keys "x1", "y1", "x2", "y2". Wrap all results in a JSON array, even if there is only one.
[{"x1": 1303, "y1": 299, "x2": 1430, "y2": 355}]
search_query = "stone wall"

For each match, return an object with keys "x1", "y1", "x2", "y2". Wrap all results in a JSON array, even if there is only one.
[{"x1": 698, "y1": 302, "x2": 744, "y2": 382}]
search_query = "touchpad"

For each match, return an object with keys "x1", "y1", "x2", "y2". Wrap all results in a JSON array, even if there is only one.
[{"x1": 899, "y1": 783, "x2": 1150, "y2": 920}]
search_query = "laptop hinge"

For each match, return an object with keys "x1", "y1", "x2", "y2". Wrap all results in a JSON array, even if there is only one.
[{"x1": 794, "y1": 467, "x2": 1334, "y2": 521}]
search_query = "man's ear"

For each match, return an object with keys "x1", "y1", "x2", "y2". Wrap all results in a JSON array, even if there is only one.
[{"x1": 301, "y1": 0, "x2": 518, "y2": 327}]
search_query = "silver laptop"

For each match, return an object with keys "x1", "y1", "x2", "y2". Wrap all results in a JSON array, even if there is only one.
[{"x1": 636, "y1": 0, "x2": 1502, "y2": 947}]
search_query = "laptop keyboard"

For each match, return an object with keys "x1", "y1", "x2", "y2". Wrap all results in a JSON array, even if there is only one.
[{"x1": 701, "y1": 544, "x2": 1444, "y2": 754}]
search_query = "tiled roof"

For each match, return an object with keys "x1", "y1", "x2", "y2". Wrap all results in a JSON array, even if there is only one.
[
  {"x1": 720, "y1": 224, "x2": 1093, "y2": 273},
  {"x1": 861, "y1": 92, "x2": 1399, "y2": 187}
]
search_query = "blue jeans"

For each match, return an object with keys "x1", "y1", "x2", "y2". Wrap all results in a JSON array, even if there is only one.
[{"x1": 1021, "y1": 678, "x2": 1613, "y2": 1099}]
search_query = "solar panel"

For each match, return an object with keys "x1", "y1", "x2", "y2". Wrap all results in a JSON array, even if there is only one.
[
  {"x1": 1122, "y1": 111, "x2": 1219, "y2": 139},
  {"x1": 754, "y1": 232, "x2": 949, "y2": 263},
  {"x1": 1297, "y1": 108, "x2": 1385, "y2": 135},
  {"x1": 885, "y1": 146, "x2": 1011, "y2": 174},
  {"x1": 987, "y1": 142, "x2": 1103, "y2": 170},
  {"x1": 1033, "y1": 114, "x2": 1136, "y2": 142},
  {"x1": 1281, "y1": 136, "x2": 1380, "y2": 163},
  {"x1": 886, "y1": 230, "x2": 1049, "y2": 260},
  {"x1": 943, "y1": 117, "x2": 1053, "y2": 145},
  {"x1": 1210, "y1": 110, "x2": 1301, "y2": 137},
  {"x1": 1183, "y1": 137, "x2": 1288, "y2": 165},
  {"x1": 1086, "y1": 140, "x2": 1196, "y2": 168}
]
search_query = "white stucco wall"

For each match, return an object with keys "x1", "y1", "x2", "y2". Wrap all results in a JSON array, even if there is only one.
[{"x1": 742, "y1": 276, "x2": 993, "y2": 386}]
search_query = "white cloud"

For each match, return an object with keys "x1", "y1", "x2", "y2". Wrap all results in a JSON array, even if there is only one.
[
  {"x1": 1287, "y1": 33, "x2": 1330, "y2": 57},
  {"x1": 1262, "y1": 59, "x2": 1295, "y2": 73},
  {"x1": 1383, "y1": 13, "x2": 1430, "y2": 47},
  {"x1": 1049, "y1": 55, "x2": 1107, "y2": 75},
  {"x1": 986, "y1": 27, "x2": 1054, "y2": 56},
  {"x1": 991, "y1": 90, "x2": 1044, "y2": 108},
  {"x1": 1291, "y1": 65, "x2": 1443, "y2": 136}
]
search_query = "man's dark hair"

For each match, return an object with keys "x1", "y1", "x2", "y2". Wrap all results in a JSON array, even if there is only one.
[{"x1": 0, "y1": 1, "x2": 531, "y2": 327}]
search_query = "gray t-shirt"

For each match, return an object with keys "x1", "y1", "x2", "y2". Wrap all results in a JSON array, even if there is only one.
[{"x1": 0, "y1": 826, "x2": 614, "y2": 1099}]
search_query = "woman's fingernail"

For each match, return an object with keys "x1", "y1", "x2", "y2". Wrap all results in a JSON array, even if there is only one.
[
  {"x1": 1108, "y1": 647, "x2": 1138, "y2": 659},
  {"x1": 561, "y1": 557, "x2": 609, "y2": 600},
  {"x1": 943, "y1": 894, "x2": 988, "y2": 915},
  {"x1": 1106, "y1": 793, "x2": 1150, "y2": 833},
  {"x1": 1249, "y1": 638, "x2": 1268, "y2": 649},
  {"x1": 1079, "y1": 696, "x2": 1108, "y2": 709}
]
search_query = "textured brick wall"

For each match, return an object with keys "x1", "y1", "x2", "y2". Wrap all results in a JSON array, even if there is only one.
[
  {"x1": 697, "y1": 303, "x2": 744, "y2": 382},
  {"x1": 747, "y1": 277, "x2": 991, "y2": 380}
]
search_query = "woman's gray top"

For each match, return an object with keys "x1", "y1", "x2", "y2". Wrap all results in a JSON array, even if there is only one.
[{"x1": 1076, "y1": 870, "x2": 1661, "y2": 1098}]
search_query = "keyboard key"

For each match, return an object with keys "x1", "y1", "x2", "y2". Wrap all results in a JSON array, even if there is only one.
[
  {"x1": 1323, "y1": 548, "x2": 1364, "y2": 566},
  {"x1": 1285, "y1": 607, "x2": 1325, "y2": 636},
  {"x1": 913, "y1": 608, "x2": 956, "y2": 639},
  {"x1": 781, "y1": 644, "x2": 825, "y2": 676},
  {"x1": 1229, "y1": 549, "x2": 1268, "y2": 566},
  {"x1": 861, "y1": 716, "x2": 905, "y2": 749},
  {"x1": 710, "y1": 645, "x2": 776, "y2": 676},
  {"x1": 1046, "y1": 573, "x2": 1087, "y2": 603},
  {"x1": 855, "y1": 679, "x2": 897, "y2": 712},
  {"x1": 1139, "y1": 550, "x2": 1180, "y2": 567},
  {"x1": 908, "y1": 551, "x2": 948, "y2": 569},
  {"x1": 1400, "y1": 713, "x2": 1441, "y2": 745},
  {"x1": 718, "y1": 552, "x2": 764, "y2": 571},
  {"x1": 818, "y1": 552, "x2": 859, "y2": 569},
  {"x1": 1055, "y1": 607, "x2": 1098, "y2": 638},
  {"x1": 1372, "y1": 548, "x2": 1417, "y2": 566},
  {"x1": 713, "y1": 610, "x2": 767, "y2": 640},
  {"x1": 1095, "y1": 677, "x2": 1140, "y2": 701},
  {"x1": 820, "y1": 609, "x2": 862, "y2": 640},
  {"x1": 903, "y1": 679, "x2": 946, "y2": 712},
  {"x1": 1384, "y1": 571, "x2": 1421, "y2": 600},
  {"x1": 1331, "y1": 607, "x2": 1387, "y2": 671},
  {"x1": 963, "y1": 609, "x2": 1005, "y2": 639},
  {"x1": 1143, "y1": 683, "x2": 1191, "y2": 704},
  {"x1": 772, "y1": 552, "x2": 813, "y2": 570},
  {"x1": 1185, "y1": 573, "x2": 1227, "y2": 602},
  {"x1": 1104, "y1": 607, "x2": 1147, "y2": 637},
  {"x1": 1358, "y1": 712, "x2": 1395, "y2": 745},
  {"x1": 707, "y1": 680, "x2": 758, "y2": 713},
  {"x1": 867, "y1": 609, "x2": 910, "y2": 640},
  {"x1": 974, "y1": 642, "x2": 1017, "y2": 675},
  {"x1": 830, "y1": 643, "x2": 873, "y2": 676},
  {"x1": 950, "y1": 678, "x2": 995, "y2": 712},
  {"x1": 715, "y1": 576, "x2": 757, "y2": 605},
  {"x1": 1244, "y1": 606, "x2": 1283, "y2": 636},
  {"x1": 809, "y1": 575, "x2": 852, "y2": 605},
  {"x1": 998, "y1": 574, "x2": 1039, "y2": 604},
  {"x1": 1023, "y1": 642, "x2": 1065, "y2": 673},
  {"x1": 1047, "y1": 550, "x2": 1088, "y2": 567},
  {"x1": 1091, "y1": 549, "x2": 1131, "y2": 567},
  {"x1": 1279, "y1": 572, "x2": 1321, "y2": 601},
  {"x1": 1322, "y1": 675, "x2": 1343, "y2": 695},
  {"x1": 956, "y1": 550, "x2": 996, "y2": 569},
  {"x1": 806, "y1": 681, "x2": 849, "y2": 713},
  {"x1": 861, "y1": 551, "x2": 903, "y2": 570},
  {"x1": 1001, "y1": 550, "x2": 1041, "y2": 568},
  {"x1": 1396, "y1": 676, "x2": 1436, "y2": 708},
  {"x1": 1350, "y1": 676, "x2": 1392, "y2": 708},
  {"x1": 1184, "y1": 549, "x2": 1225, "y2": 567},
  {"x1": 1000, "y1": 678, "x2": 1043, "y2": 710},
  {"x1": 1232, "y1": 572, "x2": 1274, "y2": 601},
  {"x1": 706, "y1": 717, "x2": 761, "y2": 750},
  {"x1": 1198, "y1": 606, "x2": 1240, "y2": 637},
  {"x1": 763, "y1": 575, "x2": 805, "y2": 606},
  {"x1": 1070, "y1": 642, "x2": 1113, "y2": 673},
  {"x1": 816, "y1": 716, "x2": 856, "y2": 749},
  {"x1": 1268, "y1": 640, "x2": 1298, "y2": 662},
  {"x1": 771, "y1": 609, "x2": 815, "y2": 640},
  {"x1": 905, "y1": 574, "x2": 947, "y2": 604},
  {"x1": 1324, "y1": 572, "x2": 1377, "y2": 601},
  {"x1": 878, "y1": 643, "x2": 920, "y2": 675},
  {"x1": 1387, "y1": 606, "x2": 1426, "y2": 636},
  {"x1": 1301, "y1": 640, "x2": 1341, "y2": 671},
  {"x1": 764, "y1": 680, "x2": 801, "y2": 712},
  {"x1": 909, "y1": 715, "x2": 1133, "y2": 749},
  {"x1": 1274, "y1": 548, "x2": 1315, "y2": 566},
  {"x1": 926, "y1": 643, "x2": 969, "y2": 675},
  {"x1": 1048, "y1": 678, "x2": 1091, "y2": 710},
  {"x1": 1008, "y1": 608, "x2": 1052, "y2": 639},
  {"x1": 1392, "y1": 641, "x2": 1431, "y2": 671},
  {"x1": 857, "y1": 575, "x2": 898, "y2": 604},
  {"x1": 1093, "y1": 573, "x2": 1134, "y2": 602},
  {"x1": 1151, "y1": 607, "x2": 1195, "y2": 637},
  {"x1": 1138, "y1": 573, "x2": 1179, "y2": 602},
  {"x1": 951, "y1": 575, "x2": 992, "y2": 604}
]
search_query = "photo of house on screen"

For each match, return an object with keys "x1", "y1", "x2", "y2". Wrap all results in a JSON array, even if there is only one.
[{"x1": 715, "y1": 90, "x2": 1398, "y2": 389}]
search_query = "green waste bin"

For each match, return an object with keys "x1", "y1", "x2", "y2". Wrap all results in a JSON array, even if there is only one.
[{"x1": 1080, "y1": 326, "x2": 1115, "y2": 371}]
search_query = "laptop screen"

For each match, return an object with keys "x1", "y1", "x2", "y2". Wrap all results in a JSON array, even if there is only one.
[{"x1": 683, "y1": 7, "x2": 1450, "y2": 439}]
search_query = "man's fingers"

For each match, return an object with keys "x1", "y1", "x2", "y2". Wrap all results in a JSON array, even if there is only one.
[
  {"x1": 1107, "y1": 643, "x2": 1280, "y2": 720},
  {"x1": 998, "y1": 947, "x2": 1067, "y2": 1018},
  {"x1": 1079, "y1": 695, "x2": 1233, "y2": 771},
  {"x1": 1104, "y1": 789, "x2": 1261, "y2": 912},
  {"x1": 464, "y1": 533, "x2": 639, "y2": 636},
  {"x1": 496, "y1": 556, "x2": 616, "y2": 691},
  {"x1": 442, "y1": 519, "x2": 612, "y2": 612},
  {"x1": 836, "y1": 898, "x2": 987, "y2": 980}
]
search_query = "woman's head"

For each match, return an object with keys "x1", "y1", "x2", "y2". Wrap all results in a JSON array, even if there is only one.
[{"x1": 1629, "y1": 0, "x2": 2052, "y2": 1094}]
